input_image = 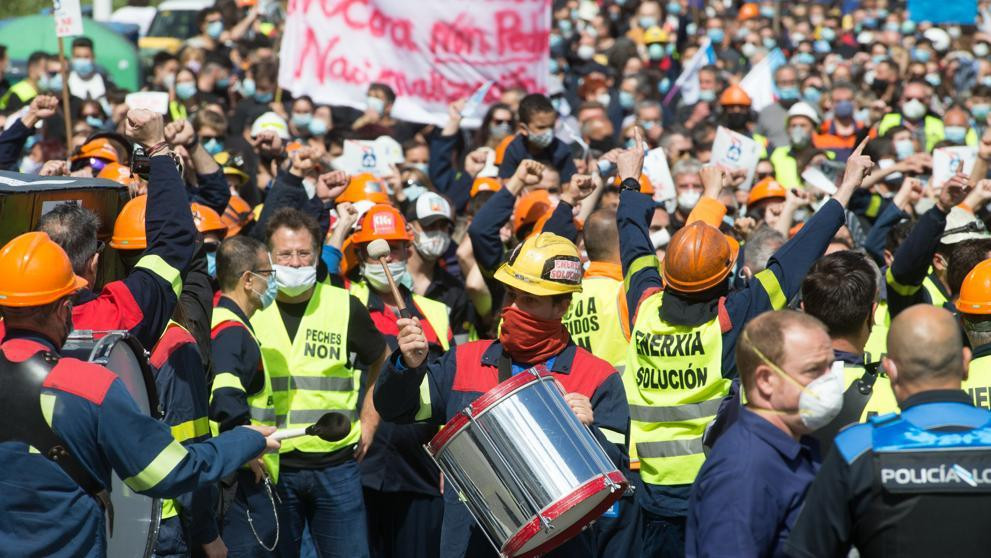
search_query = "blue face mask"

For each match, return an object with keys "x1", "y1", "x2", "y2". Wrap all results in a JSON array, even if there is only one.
[
  {"x1": 176, "y1": 81, "x2": 197, "y2": 100},
  {"x1": 48, "y1": 73, "x2": 63, "y2": 93},
  {"x1": 240, "y1": 78, "x2": 256, "y2": 97},
  {"x1": 925, "y1": 73, "x2": 941, "y2": 87},
  {"x1": 912, "y1": 49, "x2": 931, "y2": 63},
  {"x1": 639, "y1": 16, "x2": 657, "y2": 29},
  {"x1": 834, "y1": 100, "x2": 855, "y2": 119},
  {"x1": 814, "y1": 40, "x2": 831, "y2": 53},
  {"x1": 778, "y1": 87, "x2": 800, "y2": 101},
  {"x1": 85, "y1": 116, "x2": 104, "y2": 129},
  {"x1": 619, "y1": 90, "x2": 635, "y2": 110},
  {"x1": 216, "y1": 77, "x2": 231, "y2": 89},
  {"x1": 762, "y1": 36, "x2": 776, "y2": 49},
  {"x1": 803, "y1": 87, "x2": 822, "y2": 105},
  {"x1": 973, "y1": 104, "x2": 991, "y2": 121},
  {"x1": 550, "y1": 34, "x2": 563, "y2": 49},
  {"x1": 820, "y1": 27, "x2": 836, "y2": 42},
  {"x1": 699, "y1": 89, "x2": 716, "y2": 102},
  {"x1": 291, "y1": 112, "x2": 313, "y2": 128},
  {"x1": 251, "y1": 272, "x2": 277, "y2": 309},
  {"x1": 206, "y1": 20, "x2": 224, "y2": 39},
  {"x1": 760, "y1": 6, "x2": 775, "y2": 18},
  {"x1": 901, "y1": 21, "x2": 916, "y2": 34},
  {"x1": 549, "y1": 58, "x2": 560, "y2": 74},
  {"x1": 794, "y1": 52, "x2": 816, "y2": 65},
  {"x1": 884, "y1": 22, "x2": 899, "y2": 33},
  {"x1": 403, "y1": 183, "x2": 428, "y2": 202},
  {"x1": 206, "y1": 251, "x2": 217, "y2": 278},
  {"x1": 72, "y1": 58, "x2": 94, "y2": 76},
  {"x1": 309, "y1": 118, "x2": 329, "y2": 136},
  {"x1": 254, "y1": 91, "x2": 274, "y2": 103},
  {"x1": 658, "y1": 77, "x2": 671, "y2": 94},
  {"x1": 647, "y1": 43, "x2": 665, "y2": 59},
  {"x1": 666, "y1": 2, "x2": 681, "y2": 15},
  {"x1": 706, "y1": 28, "x2": 725, "y2": 44},
  {"x1": 945, "y1": 126, "x2": 968, "y2": 144},
  {"x1": 203, "y1": 138, "x2": 224, "y2": 155},
  {"x1": 559, "y1": 19, "x2": 573, "y2": 35}
]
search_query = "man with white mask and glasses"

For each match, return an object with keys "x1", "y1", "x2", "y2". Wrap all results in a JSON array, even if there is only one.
[{"x1": 250, "y1": 207, "x2": 387, "y2": 557}]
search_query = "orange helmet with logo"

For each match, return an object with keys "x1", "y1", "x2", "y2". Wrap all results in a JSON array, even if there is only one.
[
  {"x1": 0, "y1": 232, "x2": 88, "y2": 307},
  {"x1": 190, "y1": 203, "x2": 228, "y2": 236},
  {"x1": 350, "y1": 204, "x2": 413, "y2": 245},
  {"x1": 221, "y1": 195, "x2": 254, "y2": 238},
  {"x1": 336, "y1": 173, "x2": 390, "y2": 205},
  {"x1": 110, "y1": 195, "x2": 148, "y2": 250},
  {"x1": 71, "y1": 138, "x2": 119, "y2": 163}
]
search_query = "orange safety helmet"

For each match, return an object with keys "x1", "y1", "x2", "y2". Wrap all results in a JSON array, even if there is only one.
[
  {"x1": 957, "y1": 259, "x2": 991, "y2": 315},
  {"x1": 0, "y1": 232, "x2": 88, "y2": 307},
  {"x1": 190, "y1": 203, "x2": 228, "y2": 236},
  {"x1": 350, "y1": 204, "x2": 413, "y2": 246},
  {"x1": 336, "y1": 173, "x2": 390, "y2": 205},
  {"x1": 71, "y1": 138, "x2": 120, "y2": 163},
  {"x1": 662, "y1": 221, "x2": 739, "y2": 293},
  {"x1": 612, "y1": 173, "x2": 655, "y2": 196},
  {"x1": 747, "y1": 177, "x2": 787, "y2": 206},
  {"x1": 110, "y1": 195, "x2": 148, "y2": 250},
  {"x1": 719, "y1": 85, "x2": 752, "y2": 107},
  {"x1": 221, "y1": 195, "x2": 254, "y2": 238},
  {"x1": 738, "y1": 3, "x2": 760, "y2": 21},
  {"x1": 512, "y1": 190, "x2": 553, "y2": 235},
  {"x1": 97, "y1": 162, "x2": 132, "y2": 184},
  {"x1": 471, "y1": 177, "x2": 503, "y2": 198}
]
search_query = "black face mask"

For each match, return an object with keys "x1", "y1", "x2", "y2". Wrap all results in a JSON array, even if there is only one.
[
  {"x1": 871, "y1": 78, "x2": 890, "y2": 95},
  {"x1": 589, "y1": 136, "x2": 618, "y2": 153},
  {"x1": 723, "y1": 112, "x2": 750, "y2": 130}
]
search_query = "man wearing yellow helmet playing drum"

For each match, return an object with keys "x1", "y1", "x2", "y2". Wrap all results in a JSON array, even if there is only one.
[{"x1": 374, "y1": 214, "x2": 630, "y2": 556}]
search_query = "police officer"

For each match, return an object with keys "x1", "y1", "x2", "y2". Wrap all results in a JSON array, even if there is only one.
[
  {"x1": 785, "y1": 305, "x2": 991, "y2": 557},
  {"x1": 0, "y1": 231, "x2": 278, "y2": 556},
  {"x1": 618, "y1": 131, "x2": 873, "y2": 557},
  {"x1": 375, "y1": 232, "x2": 630, "y2": 558},
  {"x1": 209, "y1": 235, "x2": 282, "y2": 556},
  {"x1": 251, "y1": 207, "x2": 387, "y2": 557}
]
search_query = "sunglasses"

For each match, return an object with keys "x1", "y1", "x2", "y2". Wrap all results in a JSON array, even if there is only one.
[{"x1": 492, "y1": 118, "x2": 513, "y2": 126}]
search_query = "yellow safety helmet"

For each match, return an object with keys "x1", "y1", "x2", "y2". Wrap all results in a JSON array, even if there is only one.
[{"x1": 494, "y1": 232, "x2": 583, "y2": 296}]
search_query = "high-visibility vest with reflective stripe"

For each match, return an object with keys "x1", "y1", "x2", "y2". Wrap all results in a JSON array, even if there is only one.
[
  {"x1": 251, "y1": 282, "x2": 360, "y2": 455},
  {"x1": 624, "y1": 293, "x2": 729, "y2": 486},
  {"x1": 210, "y1": 306, "x2": 280, "y2": 482},
  {"x1": 841, "y1": 362, "x2": 898, "y2": 421},
  {"x1": 922, "y1": 275, "x2": 949, "y2": 308},
  {"x1": 563, "y1": 276, "x2": 628, "y2": 370},
  {"x1": 877, "y1": 113, "x2": 946, "y2": 152},
  {"x1": 0, "y1": 80, "x2": 38, "y2": 111},
  {"x1": 770, "y1": 146, "x2": 836, "y2": 190},
  {"x1": 964, "y1": 354, "x2": 991, "y2": 411},
  {"x1": 348, "y1": 280, "x2": 452, "y2": 351},
  {"x1": 863, "y1": 301, "x2": 890, "y2": 364}
]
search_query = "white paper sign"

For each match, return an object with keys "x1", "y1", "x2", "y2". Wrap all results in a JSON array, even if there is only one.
[
  {"x1": 711, "y1": 126, "x2": 761, "y2": 190},
  {"x1": 643, "y1": 147, "x2": 675, "y2": 201},
  {"x1": 125, "y1": 92, "x2": 169, "y2": 115},
  {"x1": 54, "y1": 0, "x2": 85, "y2": 38},
  {"x1": 932, "y1": 146, "x2": 977, "y2": 189},
  {"x1": 333, "y1": 136, "x2": 405, "y2": 176},
  {"x1": 801, "y1": 166, "x2": 837, "y2": 195}
]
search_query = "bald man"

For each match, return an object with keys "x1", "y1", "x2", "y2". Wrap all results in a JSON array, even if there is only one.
[{"x1": 786, "y1": 305, "x2": 991, "y2": 558}]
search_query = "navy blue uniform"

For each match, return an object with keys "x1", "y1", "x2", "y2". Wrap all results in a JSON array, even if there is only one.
[
  {"x1": 497, "y1": 134, "x2": 578, "y2": 184},
  {"x1": 428, "y1": 131, "x2": 472, "y2": 212},
  {"x1": 884, "y1": 206, "x2": 951, "y2": 318},
  {"x1": 0, "y1": 331, "x2": 265, "y2": 558},
  {"x1": 0, "y1": 118, "x2": 32, "y2": 170}
]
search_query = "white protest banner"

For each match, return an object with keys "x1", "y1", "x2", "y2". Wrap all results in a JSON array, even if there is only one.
[
  {"x1": 333, "y1": 136, "x2": 405, "y2": 176},
  {"x1": 711, "y1": 126, "x2": 761, "y2": 190},
  {"x1": 740, "y1": 48, "x2": 786, "y2": 112},
  {"x1": 932, "y1": 146, "x2": 977, "y2": 189},
  {"x1": 280, "y1": 0, "x2": 550, "y2": 127},
  {"x1": 54, "y1": 0, "x2": 84, "y2": 37},
  {"x1": 125, "y1": 92, "x2": 170, "y2": 115},
  {"x1": 643, "y1": 148, "x2": 675, "y2": 201}
]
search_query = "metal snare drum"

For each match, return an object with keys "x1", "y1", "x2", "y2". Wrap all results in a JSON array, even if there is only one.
[
  {"x1": 62, "y1": 330, "x2": 161, "y2": 558},
  {"x1": 426, "y1": 367, "x2": 628, "y2": 558}
]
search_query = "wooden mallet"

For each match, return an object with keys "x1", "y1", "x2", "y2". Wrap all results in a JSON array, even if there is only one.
[
  {"x1": 271, "y1": 412, "x2": 352, "y2": 441},
  {"x1": 366, "y1": 238, "x2": 412, "y2": 319}
]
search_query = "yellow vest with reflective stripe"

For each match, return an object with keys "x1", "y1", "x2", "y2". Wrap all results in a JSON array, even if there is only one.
[
  {"x1": 863, "y1": 302, "x2": 890, "y2": 364},
  {"x1": 922, "y1": 275, "x2": 949, "y2": 308},
  {"x1": 563, "y1": 276, "x2": 628, "y2": 370},
  {"x1": 877, "y1": 113, "x2": 945, "y2": 152},
  {"x1": 169, "y1": 100, "x2": 188, "y2": 122},
  {"x1": 770, "y1": 146, "x2": 836, "y2": 190},
  {"x1": 964, "y1": 354, "x2": 991, "y2": 411},
  {"x1": 841, "y1": 362, "x2": 898, "y2": 421},
  {"x1": 0, "y1": 80, "x2": 38, "y2": 110},
  {"x1": 348, "y1": 280, "x2": 451, "y2": 351},
  {"x1": 209, "y1": 306, "x2": 280, "y2": 482},
  {"x1": 251, "y1": 283, "x2": 360, "y2": 455},
  {"x1": 159, "y1": 320, "x2": 201, "y2": 519},
  {"x1": 625, "y1": 293, "x2": 729, "y2": 486}
]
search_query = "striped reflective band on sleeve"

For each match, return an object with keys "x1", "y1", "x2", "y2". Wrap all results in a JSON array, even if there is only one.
[
  {"x1": 754, "y1": 269, "x2": 786, "y2": 310},
  {"x1": 865, "y1": 195, "x2": 882, "y2": 218},
  {"x1": 40, "y1": 393, "x2": 56, "y2": 426},
  {"x1": 211, "y1": 372, "x2": 246, "y2": 394},
  {"x1": 171, "y1": 417, "x2": 210, "y2": 442},
  {"x1": 124, "y1": 440, "x2": 189, "y2": 492},
  {"x1": 414, "y1": 375, "x2": 432, "y2": 421},
  {"x1": 136, "y1": 254, "x2": 182, "y2": 298},
  {"x1": 885, "y1": 267, "x2": 922, "y2": 296},
  {"x1": 624, "y1": 254, "x2": 660, "y2": 292}
]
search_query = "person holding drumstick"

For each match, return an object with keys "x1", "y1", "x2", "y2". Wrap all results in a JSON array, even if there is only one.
[{"x1": 377, "y1": 231, "x2": 630, "y2": 558}]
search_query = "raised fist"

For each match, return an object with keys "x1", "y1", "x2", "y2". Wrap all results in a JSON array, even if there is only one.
[{"x1": 125, "y1": 109, "x2": 166, "y2": 149}]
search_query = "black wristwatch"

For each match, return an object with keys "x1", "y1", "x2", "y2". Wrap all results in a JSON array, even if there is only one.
[{"x1": 619, "y1": 177, "x2": 641, "y2": 192}]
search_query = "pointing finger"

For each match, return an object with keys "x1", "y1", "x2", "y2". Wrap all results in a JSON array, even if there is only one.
[{"x1": 851, "y1": 135, "x2": 870, "y2": 157}]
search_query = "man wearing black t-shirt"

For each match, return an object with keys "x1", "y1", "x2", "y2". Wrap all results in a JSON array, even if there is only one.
[{"x1": 251, "y1": 208, "x2": 386, "y2": 557}]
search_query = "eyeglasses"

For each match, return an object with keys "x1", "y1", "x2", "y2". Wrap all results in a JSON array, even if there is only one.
[
  {"x1": 274, "y1": 250, "x2": 314, "y2": 262},
  {"x1": 250, "y1": 267, "x2": 275, "y2": 278}
]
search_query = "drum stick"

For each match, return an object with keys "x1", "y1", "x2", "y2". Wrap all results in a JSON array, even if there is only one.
[
  {"x1": 366, "y1": 238, "x2": 412, "y2": 319},
  {"x1": 270, "y1": 412, "x2": 351, "y2": 442}
]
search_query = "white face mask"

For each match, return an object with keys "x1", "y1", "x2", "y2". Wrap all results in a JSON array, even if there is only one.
[
  {"x1": 363, "y1": 261, "x2": 413, "y2": 293},
  {"x1": 274, "y1": 264, "x2": 317, "y2": 296},
  {"x1": 677, "y1": 190, "x2": 701, "y2": 212},
  {"x1": 649, "y1": 228, "x2": 671, "y2": 250},
  {"x1": 414, "y1": 229, "x2": 451, "y2": 260},
  {"x1": 902, "y1": 98, "x2": 927, "y2": 121}
]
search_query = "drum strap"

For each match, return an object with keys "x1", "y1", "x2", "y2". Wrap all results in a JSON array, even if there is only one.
[
  {"x1": 498, "y1": 351, "x2": 513, "y2": 383},
  {"x1": 0, "y1": 351, "x2": 114, "y2": 531}
]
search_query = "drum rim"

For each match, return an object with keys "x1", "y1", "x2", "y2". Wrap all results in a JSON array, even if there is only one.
[
  {"x1": 425, "y1": 365, "x2": 553, "y2": 454},
  {"x1": 502, "y1": 470, "x2": 628, "y2": 558}
]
